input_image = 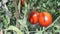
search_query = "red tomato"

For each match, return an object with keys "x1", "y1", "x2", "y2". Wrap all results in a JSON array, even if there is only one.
[
  {"x1": 39, "y1": 12, "x2": 52, "y2": 27},
  {"x1": 28, "y1": 11, "x2": 39, "y2": 24},
  {"x1": 21, "y1": 0, "x2": 24, "y2": 6}
]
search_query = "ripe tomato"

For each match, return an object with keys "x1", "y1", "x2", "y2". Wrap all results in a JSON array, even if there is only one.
[
  {"x1": 28, "y1": 11, "x2": 39, "y2": 24},
  {"x1": 39, "y1": 12, "x2": 52, "y2": 27},
  {"x1": 21, "y1": 0, "x2": 24, "y2": 6}
]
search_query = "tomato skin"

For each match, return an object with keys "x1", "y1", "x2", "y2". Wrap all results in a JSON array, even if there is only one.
[
  {"x1": 39, "y1": 12, "x2": 52, "y2": 27},
  {"x1": 21, "y1": 0, "x2": 24, "y2": 6},
  {"x1": 28, "y1": 11, "x2": 39, "y2": 24}
]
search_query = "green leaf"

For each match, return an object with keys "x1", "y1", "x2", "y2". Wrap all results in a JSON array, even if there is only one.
[
  {"x1": 43, "y1": 3, "x2": 46, "y2": 8},
  {"x1": 49, "y1": 8, "x2": 55, "y2": 14},
  {"x1": 57, "y1": 2, "x2": 60, "y2": 6},
  {"x1": 5, "y1": 25, "x2": 24, "y2": 34}
]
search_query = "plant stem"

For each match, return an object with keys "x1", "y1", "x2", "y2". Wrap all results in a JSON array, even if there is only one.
[
  {"x1": 14, "y1": 0, "x2": 19, "y2": 33},
  {"x1": 14, "y1": 0, "x2": 19, "y2": 20}
]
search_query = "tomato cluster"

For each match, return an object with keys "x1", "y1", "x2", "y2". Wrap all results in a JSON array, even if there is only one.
[
  {"x1": 28, "y1": 10, "x2": 52, "y2": 27},
  {"x1": 21, "y1": 0, "x2": 52, "y2": 27}
]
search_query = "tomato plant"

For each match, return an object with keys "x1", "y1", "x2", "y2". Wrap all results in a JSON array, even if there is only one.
[
  {"x1": 1, "y1": 0, "x2": 60, "y2": 34},
  {"x1": 28, "y1": 11, "x2": 39, "y2": 24},
  {"x1": 39, "y1": 12, "x2": 52, "y2": 27}
]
